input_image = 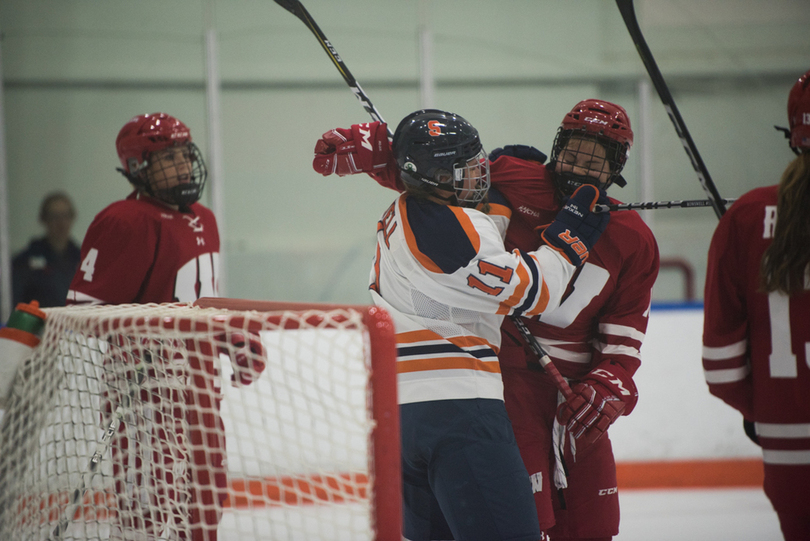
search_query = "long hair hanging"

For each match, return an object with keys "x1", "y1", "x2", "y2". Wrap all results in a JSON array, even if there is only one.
[{"x1": 761, "y1": 152, "x2": 810, "y2": 294}]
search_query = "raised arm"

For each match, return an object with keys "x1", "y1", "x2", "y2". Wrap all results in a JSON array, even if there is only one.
[{"x1": 312, "y1": 121, "x2": 403, "y2": 191}]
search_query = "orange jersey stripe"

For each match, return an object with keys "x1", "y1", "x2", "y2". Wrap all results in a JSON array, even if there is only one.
[
  {"x1": 398, "y1": 197, "x2": 442, "y2": 273},
  {"x1": 523, "y1": 252, "x2": 551, "y2": 315},
  {"x1": 397, "y1": 356, "x2": 501, "y2": 374},
  {"x1": 396, "y1": 329, "x2": 499, "y2": 353},
  {"x1": 448, "y1": 205, "x2": 481, "y2": 252},
  {"x1": 497, "y1": 251, "x2": 532, "y2": 315}
]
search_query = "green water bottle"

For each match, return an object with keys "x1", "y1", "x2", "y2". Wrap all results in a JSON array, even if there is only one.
[{"x1": 1, "y1": 300, "x2": 47, "y2": 407}]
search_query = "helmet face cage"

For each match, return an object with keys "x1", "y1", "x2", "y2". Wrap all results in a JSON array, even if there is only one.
[
  {"x1": 394, "y1": 109, "x2": 491, "y2": 207},
  {"x1": 550, "y1": 128, "x2": 628, "y2": 195},
  {"x1": 138, "y1": 142, "x2": 208, "y2": 209},
  {"x1": 548, "y1": 99, "x2": 633, "y2": 196},
  {"x1": 116, "y1": 113, "x2": 207, "y2": 209},
  {"x1": 452, "y1": 148, "x2": 491, "y2": 206}
]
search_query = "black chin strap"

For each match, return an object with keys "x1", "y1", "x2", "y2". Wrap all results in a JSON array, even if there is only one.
[
  {"x1": 117, "y1": 167, "x2": 200, "y2": 211},
  {"x1": 117, "y1": 167, "x2": 152, "y2": 195},
  {"x1": 553, "y1": 170, "x2": 626, "y2": 196}
]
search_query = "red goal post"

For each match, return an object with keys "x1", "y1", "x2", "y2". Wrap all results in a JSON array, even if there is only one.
[{"x1": 0, "y1": 298, "x2": 401, "y2": 541}]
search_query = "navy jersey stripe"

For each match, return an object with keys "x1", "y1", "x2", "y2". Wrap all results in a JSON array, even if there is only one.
[
  {"x1": 513, "y1": 250, "x2": 540, "y2": 315},
  {"x1": 398, "y1": 343, "x2": 498, "y2": 359},
  {"x1": 406, "y1": 197, "x2": 478, "y2": 274}
]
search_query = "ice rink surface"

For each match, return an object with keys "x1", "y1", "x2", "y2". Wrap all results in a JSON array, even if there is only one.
[
  {"x1": 213, "y1": 486, "x2": 781, "y2": 541},
  {"x1": 617, "y1": 487, "x2": 782, "y2": 540}
]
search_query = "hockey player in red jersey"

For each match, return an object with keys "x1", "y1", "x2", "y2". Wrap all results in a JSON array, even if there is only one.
[
  {"x1": 491, "y1": 101, "x2": 658, "y2": 541},
  {"x1": 703, "y1": 70, "x2": 810, "y2": 541},
  {"x1": 67, "y1": 113, "x2": 263, "y2": 540},
  {"x1": 315, "y1": 109, "x2": 613, "y2": 540},
  {"x1": 313, "y1": 99, "x2": 658, "y2": 540},
  {"x1": 67, "y1": 112, "x2": 219, "y2": 306}
]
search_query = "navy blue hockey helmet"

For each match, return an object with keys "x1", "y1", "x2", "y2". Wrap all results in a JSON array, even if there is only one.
[{"x1": 392, "y1": 109, "x2": 490, "y2": 207}]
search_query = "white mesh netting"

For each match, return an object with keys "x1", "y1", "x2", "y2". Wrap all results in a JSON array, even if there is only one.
[{"x1": 0, "y1": 302, "x2": 398, "y2": 541}]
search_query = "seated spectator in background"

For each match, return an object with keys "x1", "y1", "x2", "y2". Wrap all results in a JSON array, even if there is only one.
[{"x1": 12, "y1": 192, "x2": 81, "y2": 307}]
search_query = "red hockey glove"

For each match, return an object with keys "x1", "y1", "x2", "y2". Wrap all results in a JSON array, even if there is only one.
[
  {"x1": 313, "y1": 121, "x2": 391, "y2": 177},
  {"x1": 540, "y1": 184, "x2": 610, "y2": 266},
  {"x1": 556, "y1": 366, "x2": 633, "y2": 451},
  {"x1": 216, "y1": 332, "x2": 266, "y2": 387}
]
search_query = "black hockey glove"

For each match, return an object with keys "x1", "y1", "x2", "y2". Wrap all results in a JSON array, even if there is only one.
[
  {"x1": 743, "y1": 419, "x2": 761, "y2": 446},
  {"x1": 541, "y1": 185, "x2": 610, "y2": 266},
  {"x1": 488, "y1": 144, "x2": 547, "y2": 164}
]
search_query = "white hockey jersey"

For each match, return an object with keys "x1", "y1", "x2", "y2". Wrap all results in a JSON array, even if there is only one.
[{"x1": 370, "y1": 192, "x2": 575, "y2": 405}]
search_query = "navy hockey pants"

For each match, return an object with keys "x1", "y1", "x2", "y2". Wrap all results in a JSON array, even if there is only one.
[{"x1": 400, "y1": 398, "x2": 542, "y2": 541}]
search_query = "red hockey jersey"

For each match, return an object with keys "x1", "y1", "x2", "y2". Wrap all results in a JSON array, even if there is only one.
[
  {"x1": 491, "y1": 156, "x2": 659, "y2": 414},
  {"x1": 67, "y1": 192, "x2": 227, "y2": 537},
  {"x1": 703, "y1": 185, "x2": 810, "y2": 464},
  {"x1": 67, "y1": 191, "x2": 220, "y2": 305}
]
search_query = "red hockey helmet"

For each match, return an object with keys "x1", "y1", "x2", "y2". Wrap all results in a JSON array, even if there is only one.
[
  {"x1": 549, "y1": 99, "x2": 634, "y2": 195},
  {"x1": 116, "y1": 113, "x2": 191, "y2": 173},
  {"x1": 115, "y1": 113, "x2": 207, "y2": 209},
  {"x1": 787, "y1": 69, "x2": 810, "y2": 151},
  {"x1": 560, "y1": 99, "x2": 634, "y2": 147}
]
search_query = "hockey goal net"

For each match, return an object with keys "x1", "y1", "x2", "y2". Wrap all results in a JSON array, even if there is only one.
[{"x1": 0, "y1": 298, "x2": 400, "y2": 541}]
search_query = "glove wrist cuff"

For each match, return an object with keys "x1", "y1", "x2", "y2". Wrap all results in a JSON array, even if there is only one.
[{"x1": 584, "y1": 364, "x2": 637, "y2": 414}]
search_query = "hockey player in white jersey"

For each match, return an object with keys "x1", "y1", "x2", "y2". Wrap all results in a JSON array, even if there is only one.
[{"x1": 358, "y1": 109, "x2": 611, "y2": 540}]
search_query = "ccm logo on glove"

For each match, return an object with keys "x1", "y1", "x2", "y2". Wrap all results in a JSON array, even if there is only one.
[
  {"x1": 312, "y1": 121, "x2": 391, "y2": 177},
  {"x1": 591, "y1": 368, "x2": 631, "y2": 396}
]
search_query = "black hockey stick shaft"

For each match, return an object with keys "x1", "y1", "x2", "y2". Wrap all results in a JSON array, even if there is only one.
[
  {"x1": 510, "y1": 316, "x2": 573, "y2": 399},
  {"x1": 273, "y1": 0, "x2": 393, "y2": 139},
  {"x1": 594, "y1": 197, "x2": 736, "y2": 213},
  {"x1": 615, "y1": 0, "x2": 727, "y2": 219},
  {"x1": 617, "y1": 0, "x2": 761, "y2": 446}
]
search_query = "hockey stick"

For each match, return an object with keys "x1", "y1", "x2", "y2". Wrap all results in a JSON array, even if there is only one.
[
  {"x1": 510, "y1": 316, "x2": 573, "y2": 399},
  {"x1": 273, "y1": 0, "x2": 393, "y2": 139},
  {"x1": 615, "y1": 0, "x2": 727, "y2": 219},
  {"x1": 616, "y1": 0, "x2": 762, "y2": 445},
  {"x1": 594, "y1": 197, "x2": 736, "y2": 213},
  {"x1": 48, "y1": 353, "x2": 149, "y2": 541},
  {"x1": 278, "y1": 0, "x2": 575, "y2": 399},
  {"x1": 276, "y1": 0, "x2": 576, "y2": 400},
  {"x1": 618, "y1": 0, "x2": 764, "y2": 447}
]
